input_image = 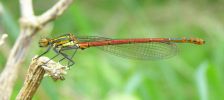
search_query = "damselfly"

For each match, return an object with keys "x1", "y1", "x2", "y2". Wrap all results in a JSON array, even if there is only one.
[{"x1": 37, "y1": 33, "x2": 205, "y2": 67}]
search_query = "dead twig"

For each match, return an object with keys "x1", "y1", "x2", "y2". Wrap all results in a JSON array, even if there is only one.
[
  {"x1": 0, "y1": 0, "x2": 74, "y2": 99},
  {"x1": 16, "y1": 56, "x2": 68, "y2": 100}
]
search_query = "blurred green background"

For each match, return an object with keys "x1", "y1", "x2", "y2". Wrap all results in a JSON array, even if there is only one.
[{"x1": 0, "y1": 0, "x2": 223, "y2": 100}]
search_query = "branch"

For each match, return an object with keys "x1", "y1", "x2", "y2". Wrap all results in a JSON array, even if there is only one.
[
  {"x1": 0, "y1": 0, "x2": 74, "y2": 99},
  {"x1": 38, "y1": 0, "x2": 73, "y2": 26},
  {"x1": 16, "y1": 56, "x2": 68, "y2": 100},
  {"x1": 0, "y1": 33, "x2": 8, "y2": 46},
  {"x1": 19, "y1": 0, "x2": 34, "y2": 18}
]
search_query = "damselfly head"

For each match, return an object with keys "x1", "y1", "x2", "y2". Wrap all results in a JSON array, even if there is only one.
[{"x1": 39, "y1": 38, "x2": 51, "y2": 47}]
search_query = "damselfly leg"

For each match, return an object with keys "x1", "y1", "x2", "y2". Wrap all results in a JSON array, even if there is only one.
[
  {"x1": 36, "y1": 46, "x2": 52, "y2": 59},
  {"x1": 57, "y1": 46, "x2": 78, "y2": 67},
  {"x1": 43, "y1": 53, "x2": 60, "y2": 65},
  {"x1": 58, "y1": 49, "x2": 77, "y2": 67},
  {"x1": 35, "y1": 45, "x2": 60, "y2": 66},
  {"x1": 58, "y1": 51, "x2": 75, "y2": 67}
]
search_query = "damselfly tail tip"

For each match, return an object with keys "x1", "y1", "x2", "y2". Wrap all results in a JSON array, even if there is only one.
[{"x1": 190, "y1": 38, "x2": 205, "y2": 45}]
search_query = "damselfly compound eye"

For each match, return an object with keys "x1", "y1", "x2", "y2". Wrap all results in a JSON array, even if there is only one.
[{"x1": 39, "y1": 38, "x2": 50, "y2": 47}]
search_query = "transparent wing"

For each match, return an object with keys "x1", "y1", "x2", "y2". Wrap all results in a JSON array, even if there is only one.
[
  {"x1": 77, "y1": 36, "x2": 111, "y2": 42},
  {"x1": 97, "y1": 42, "x2": 178, "y2": 60},
  {"x1": 78, "y1": 36, "x2": 178, "y2": 60}
]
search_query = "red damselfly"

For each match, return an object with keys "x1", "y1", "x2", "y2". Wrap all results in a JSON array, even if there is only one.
[{"x1": 37, "y1": 33, "x2": 205, "y2": 67}]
